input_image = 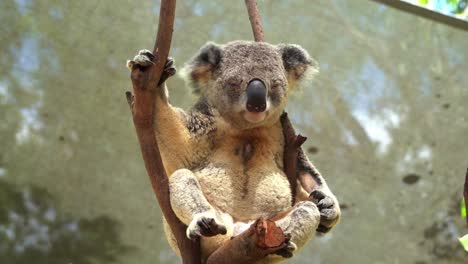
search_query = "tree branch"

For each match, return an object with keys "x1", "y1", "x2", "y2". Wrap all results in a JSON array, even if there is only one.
[
  {"x1": 245, "y1": 0, "x2": 265, "y2": 42},
  {"x1": 281, "y1": 113, "x2": 307, "y2": 205},
  {"x1": 206, "y1": 218, "x2": 290, "y2": 264},
  {"x1": 126, "y1": 1, "x2": 201, "y2": 263},
  {"x1": 371, "y1": 0, "x2": 468, "y2": 32}
]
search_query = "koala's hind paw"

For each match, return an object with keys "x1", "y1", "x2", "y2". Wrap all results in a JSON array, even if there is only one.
[
  {"x1": 186, "y1": 213, "x2": 227, "y2": 240},
  {"x1": 309, "y1": 190, "x2": 340, "y2": 233},
  {"x1": 273, "y1": 240, "x2": 297, "y2": 259}
]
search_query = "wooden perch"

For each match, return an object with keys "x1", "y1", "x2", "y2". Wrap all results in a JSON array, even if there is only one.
[
  {"x1": 206, "y1": 218, "x2": 291, "y2": 264},
  {"x1": 126, "y1": 1, "x2": 201, "y2": 263}
]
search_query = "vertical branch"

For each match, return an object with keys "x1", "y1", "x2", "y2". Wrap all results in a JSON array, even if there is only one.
[
  {"x1": 281, "y1": 113, "x2": 307, "y2": 205},
  {"x1": 245, "y1": 0, "x2": 265, "y2": 42},
  {"x1": 245, "y1": 0, "x2": 307, "y2": 205},
  {"x1": 127, "y1": 0, "x2": 201, "y2": 263}
]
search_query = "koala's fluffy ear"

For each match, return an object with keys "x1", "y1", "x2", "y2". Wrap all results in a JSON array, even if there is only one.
[
  {"x1": 182, "y1": 42, "x2": 222, "y2": 95},
  {"x1": 277, "y1": 44, "x2": 318, "y2": 89}
]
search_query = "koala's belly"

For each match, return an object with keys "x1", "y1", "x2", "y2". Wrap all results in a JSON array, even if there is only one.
[{"x1": 194, "y1": 163, "x2": 292, "y2": 222}]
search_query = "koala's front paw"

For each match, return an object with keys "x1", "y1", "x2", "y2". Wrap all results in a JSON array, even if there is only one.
[
  {"x1": 127, "y1": 49, "x2": 155, "y2": 70},
  {"x1": 127, "y1": 50, "x2": 176, "y2": 86},
  {"x1": 158, "y1": 57, "x2": 176, "y2": 86},
  {"x1": 310, "y1": 190, "x2": 340, "y2": 233},
  {"x1": 186, "y1": 213, "x2": 227, "y2": 240},
  {"x1": 273, "y1": 240, "x2": 297, "y2": 259}
]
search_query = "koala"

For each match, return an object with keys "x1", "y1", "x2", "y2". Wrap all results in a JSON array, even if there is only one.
[{"x1": 127, "y1": 41, "x2": 340, "y2": 263}]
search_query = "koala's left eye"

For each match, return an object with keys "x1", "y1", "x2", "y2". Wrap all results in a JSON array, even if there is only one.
[
  {"x1": 271, "y1": 79, "x2": 284, "y2": 90},
  {"x1": 227, "y1": 80, "x2": 242, "y2": 89}
]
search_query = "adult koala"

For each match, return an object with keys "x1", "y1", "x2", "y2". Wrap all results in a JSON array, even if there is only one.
[{"x1": 127, "y1": 41, "x2": 340, "y2": 263}]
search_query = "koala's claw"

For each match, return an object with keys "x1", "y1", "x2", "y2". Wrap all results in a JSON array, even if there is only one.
[
  {"x1": 127, "y1": 50, "x2": 176, "y2": 86},
  {"x1": 187, "y1": 215, "x2": 227, "y2": 240},
  {"x1": 158, "y1": 57, "x2": 176, "y2": 86},
  {"x1": 316, "y1": 224, "x2": 331, "y2": 233},
  {"x1": 317, "y1": 196, "x2": 334, "y2": 210},
  {"x1": 309, "y1": 190, "x2": 339, "y2": 233},
  {"x1": 274, "y1": 240, "x2": 297, "y2": 259},
  {"x1": 127, "y1": 49, "x2": 155, "y2": 71}
]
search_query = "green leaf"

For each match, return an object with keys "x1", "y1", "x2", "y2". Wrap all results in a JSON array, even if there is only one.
[
  {"x1": 459, "y1": 234, "x2": 468, "y2": 252},
  {"x1": 462, "y1": 199, "x2": 467, "y2": 218},
  {"x1": 418, "y1": 0, "x2": 429, "y2": 5}
]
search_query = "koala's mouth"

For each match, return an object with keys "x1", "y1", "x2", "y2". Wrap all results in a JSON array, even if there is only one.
[{"x1": 243, "y1": 111, "x2": 267, "y2": 123}]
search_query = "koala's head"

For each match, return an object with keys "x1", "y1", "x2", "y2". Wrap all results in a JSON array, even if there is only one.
[{"x1": 183, "y1": 41, "x2": 317, "y2": 130}]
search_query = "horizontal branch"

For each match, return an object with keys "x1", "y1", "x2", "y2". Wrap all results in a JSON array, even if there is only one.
[
  {"x1": 206, "y1": 218, "x2": 289, "y2": 264},
  {"x1": 371, "y1": 0, "x2": 468, "y2": 31}
]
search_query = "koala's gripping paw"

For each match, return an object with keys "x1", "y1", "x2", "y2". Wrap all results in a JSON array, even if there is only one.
[
  {"x1": 186, "y1": 213, "x2": 227, "y2": 240},
  {"x1": 126, "y1": 49, "x2": 155, "y2": 70},
  {"x1": 310, "y1": 190, "x2": 340, "y2": 233},
  {"x1": 273, "y1": 240, "x2": 297, "y2": 259},
  {"x1": 158, "y1": 57, "x2": 176, "y2": 86},
  {"x1": 126, "y1": 50, "x2": 176, "y2": 85}
]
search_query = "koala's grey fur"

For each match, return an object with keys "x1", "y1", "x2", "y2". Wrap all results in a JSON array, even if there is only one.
[{"x1": 127, "y1": 40, "x2": 340, "y2": 263}]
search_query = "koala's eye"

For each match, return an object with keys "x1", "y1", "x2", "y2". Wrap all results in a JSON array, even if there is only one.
[
  {"x1": 271, "y1": 79, "x2": 284, "y2": 90},
  {"x1": 227, "y1": 79, "x2": 242, "y2": 89}
]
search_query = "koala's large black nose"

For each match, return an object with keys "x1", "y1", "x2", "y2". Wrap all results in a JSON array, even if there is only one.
[{"x1": 246, "y1": 79, "x2": 267, "y2": 112}]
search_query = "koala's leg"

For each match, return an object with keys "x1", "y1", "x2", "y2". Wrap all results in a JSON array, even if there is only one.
[
  {"x1": 169, "y1": 169, "x2": 231, "y2": 239},
  {"x1": 272, "y1": 201, "x2": 321, "y2": 258}
]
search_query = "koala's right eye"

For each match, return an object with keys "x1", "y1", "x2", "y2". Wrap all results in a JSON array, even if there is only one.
[{"x1": 227, "y1": 79, "x2": 242, "y2": 90}]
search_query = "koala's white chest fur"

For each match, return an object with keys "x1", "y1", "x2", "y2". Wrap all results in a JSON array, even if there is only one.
[{"x1": 194, "y1": 122, "x2": 292, "y2": 222}]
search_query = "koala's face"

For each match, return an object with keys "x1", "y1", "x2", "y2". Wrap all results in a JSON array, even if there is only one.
[{"x1": 184, "y1": 41, "x2": 317, "y2": 129}]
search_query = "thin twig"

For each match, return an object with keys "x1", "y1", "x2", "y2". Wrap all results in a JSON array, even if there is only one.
[
  {"x1": 371, "y1": 0, "x2": 468, "y2": 31},
  {"x1": 245, "y1": 0, "x2": 265, "y2": 42}
]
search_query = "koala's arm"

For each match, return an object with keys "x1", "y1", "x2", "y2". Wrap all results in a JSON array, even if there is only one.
[
  {"x1": 296, "y1": 147, "x2": 341, "y2": 233},
  {"x1": 127, "y1": 50, "x2": 214, "y2": 173},
  {"x1": 153, "y1": 91, "x2": 215, "y2": 173}
]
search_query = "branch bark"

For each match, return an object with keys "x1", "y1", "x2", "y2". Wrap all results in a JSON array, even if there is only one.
[
  {"x1": 281, "y1": 113, "x2": 307, "y2": 205},
  {"x1": 245, "y1": 0, "x2": 265, "y2": 42},
  {"x1": 206, "y1": 218, "x2": 290, "y2": 264},
  {"x1": 126, "y1": 1, "x2": 201, "y2": 263}
]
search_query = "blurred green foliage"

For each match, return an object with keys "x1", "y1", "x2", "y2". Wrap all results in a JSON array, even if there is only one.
[
  {"x1": 0, "y1": 180, "x2": 132, "y2": 264},
  {"x1": 410, "y1": 0, "x2": 468, "y2": 18}
]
